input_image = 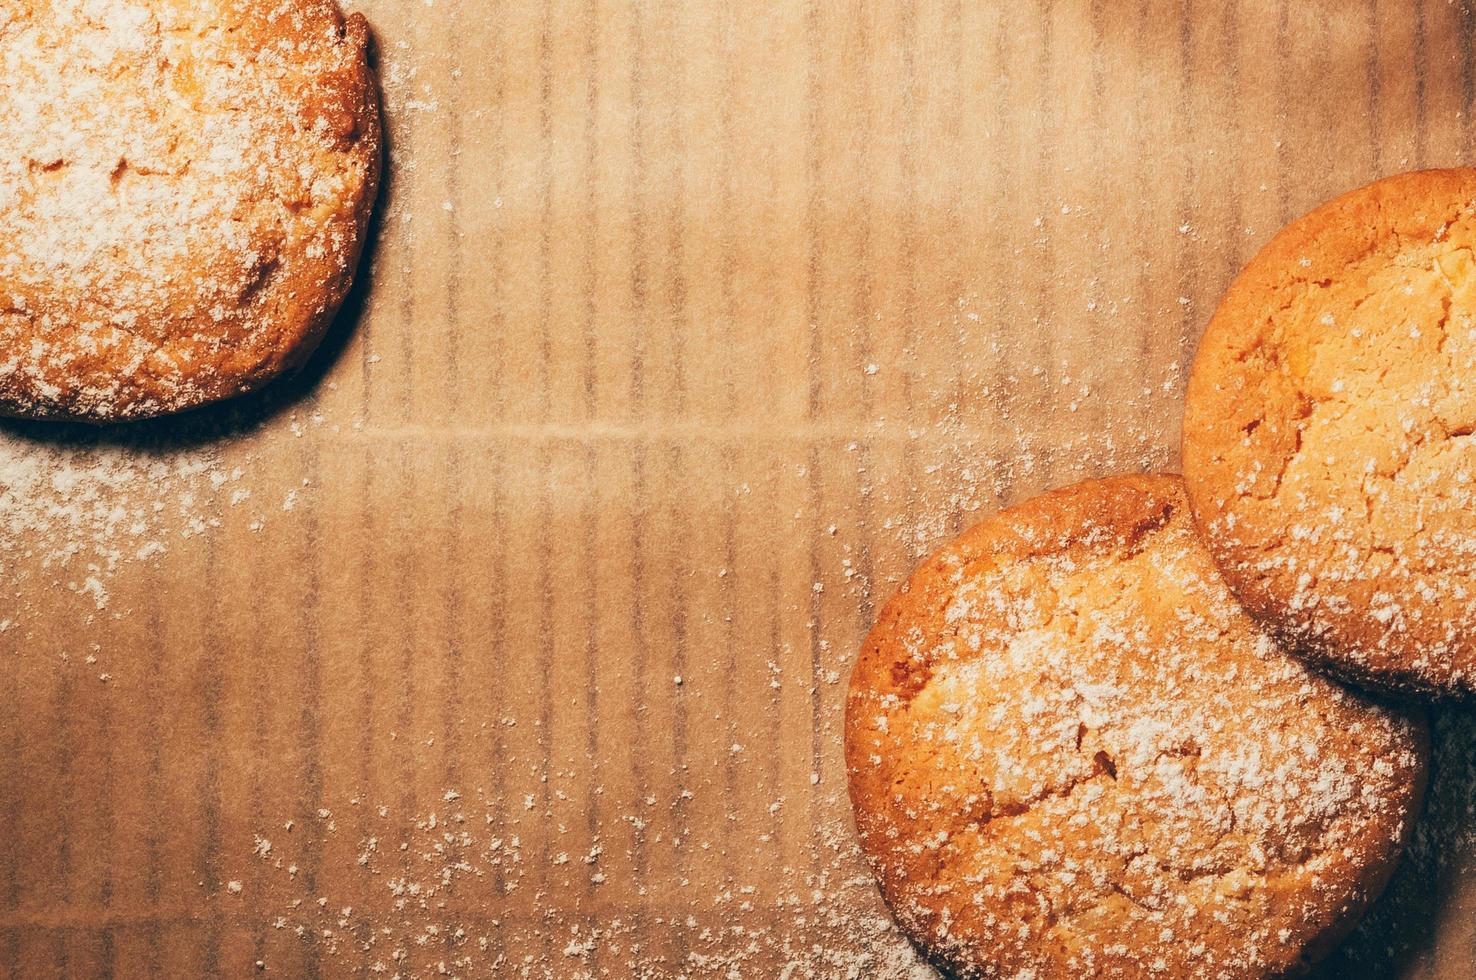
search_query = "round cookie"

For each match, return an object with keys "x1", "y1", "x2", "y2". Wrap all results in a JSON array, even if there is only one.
[
  {"x1": 846, "y1": 475, "x2": 1427, "y2": 979},
  {"x1": 0, "y1": 0, "x2": 381, "y2": 422},
  {"x1": 1183, "y1": 169, "x2": 1476, "y2": 693}
]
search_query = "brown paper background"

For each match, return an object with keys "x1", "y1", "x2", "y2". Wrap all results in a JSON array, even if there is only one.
[{"x1": 5, "y1": 1, "x2": 1476, "y2": 976}]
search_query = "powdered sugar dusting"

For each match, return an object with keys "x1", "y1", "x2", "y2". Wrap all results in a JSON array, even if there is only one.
[
  {"x1": 240, "y1": 790, "x2": 931, "y2": 979},
  {"x1": 0, "y1": 406, "x2": 338, "y2": 632},
  {"x1": 0, "y1": 433, "x2": 224, "y2": 609}
]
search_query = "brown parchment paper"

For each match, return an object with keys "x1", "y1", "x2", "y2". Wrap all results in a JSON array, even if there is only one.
[{"x1": 5, "y1": 1, "x2": 1476, "y2": 976}]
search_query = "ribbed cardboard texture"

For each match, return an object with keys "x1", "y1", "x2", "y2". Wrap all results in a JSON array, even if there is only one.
[{"x1": 5, "y1": 1, "x2": 1476, "y2": 976}]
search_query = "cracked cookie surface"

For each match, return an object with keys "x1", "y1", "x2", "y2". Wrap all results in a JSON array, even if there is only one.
[
  {"x1": 845, "y1": 475, "x2": 1427, "y2": 979},
  {"x1": 1184, "y1": 169, "x2": 1476, "y2": 693},
  {"x1": 0, "y1": 0, "x2": 380, "y2": 421}
]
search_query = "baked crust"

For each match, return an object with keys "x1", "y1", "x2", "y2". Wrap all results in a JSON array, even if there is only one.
[
  {"x1": 0, "y1": 0, "x2": 382, "y2": 421},
  {"x1": 846, "y1": 475, "x2": 1427, "y2": 979},
  {"x1": 1183, "y1": 169, "x2": 1476, "y2": 693}
]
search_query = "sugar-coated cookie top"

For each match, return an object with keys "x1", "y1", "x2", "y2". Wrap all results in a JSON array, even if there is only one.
[
  {"x1": 0, "y1": 0, "x2": 380, "y2": 421},
  {"x1": 846, "y1": 475, "x2": 1426, "y2": 979},
  {"x1": 1184, "y1": 168, "x2": 1476, "y2": 692}
]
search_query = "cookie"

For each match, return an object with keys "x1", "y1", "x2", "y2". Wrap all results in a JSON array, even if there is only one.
[
  {"x1": 845, "y1": 475, "x2": 1427, "y2": 979},
  {"x1": 0, "y1": 0, "x2": 381, "y2": 422},
  {"x1": 1183, "y1": 169, "x2": 1476, "y2": 693}
]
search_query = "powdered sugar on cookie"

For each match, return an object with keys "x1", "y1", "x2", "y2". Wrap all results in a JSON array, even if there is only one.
[
  {"x1": 1184, "y1": 169, "x2": 1476, "y2": 693},
  {"x1": 0, "y1": 0, "x2": 379, "y2": 420},
  {"x1": 847, "y1": 475, "x2": 1427, "y2": 979}
]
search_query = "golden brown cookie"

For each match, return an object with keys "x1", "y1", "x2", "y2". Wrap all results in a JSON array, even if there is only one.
[
  {"x1": 846, "y1": 475, "x2": 1427, "y2": 979},
  {"x1": 0, "y1": 0, "x2": 381, "y2": 422},
  {"x1": 1183, "y1": 169, "x2": 1476, "y2": 693}
]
